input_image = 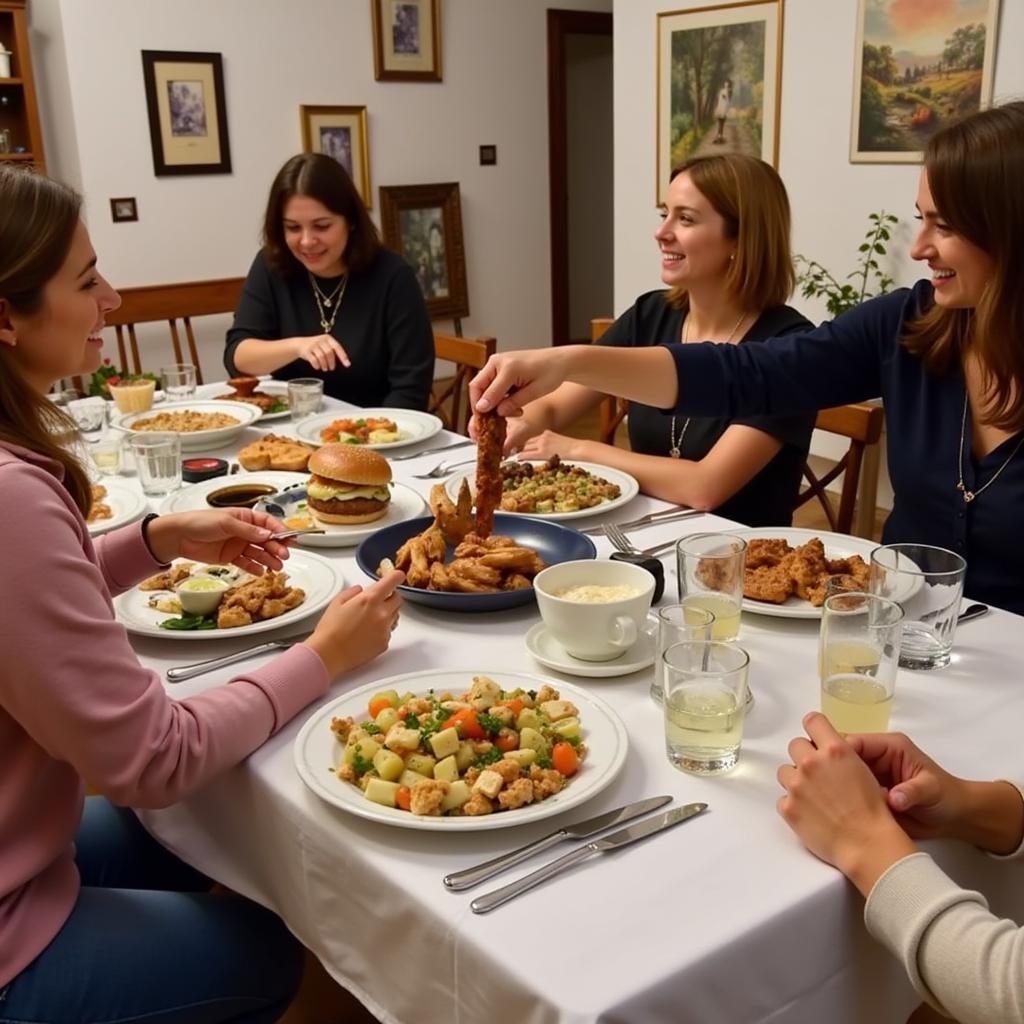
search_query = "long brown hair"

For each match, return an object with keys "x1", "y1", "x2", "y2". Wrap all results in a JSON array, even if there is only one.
[
  {"x1": 0, "y1": 168, "x2": 91, "y2": 515},
  {"x1": 261, "y1": 153, "x2": 380, "y2": 277},
  {"x1": 665, "y1": 154, "x2": 795, "y2": 311},
  {"x1": 902, "y1": 101, "x2": 1024, "y2": 430}
]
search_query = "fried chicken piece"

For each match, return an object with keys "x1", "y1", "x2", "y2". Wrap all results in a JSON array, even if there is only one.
[
  {"x1": 826, "y1": 554, "x2": 871, "y2": 590},
  {"x1": 486, "y1": 758, "x2": 521, "y2": 785},
  {"x1": 477, "y1": 547, "x2": 542, "y2": 571},
  {"x1": 260, "y1": 589, "x2": 306, "y2": 618},
  {"x1": 746, "y1": 537, "x2": 792, "y2": 569},
  {"x1": 409, "y1": 779, "x2": 448, "y2": 817},
  {"x1": 217, "y1": 571, "x2": 304, "y2": 626},
  {"x1": 406, "y1": 538, "x2": 433, "y2": 589},
  {"x1": 501, "y1": 573, "x2": 533, "y2": 590},
  {"x1": 329, "y1": 716, "x2": 355, "y2": 742},
  {"x1": 428, "y1": 560, "x2": 453, "y2": 591},
  {"x1": 86, "y1": 502, "x2": 113, "y2": 523},
  {"x1": 695, "y1": 555, "x2": 742, "y2": 594},
  {"x1": 787, "y1": 540, "x2": 828, "y2": 600},
  {"x1": 423, "y1": 525, "x2": 447, "y2": 564},
  {"x1": 528, "y1": 765, "x2": 566, "y2": 800},
  {"x1": 497, "y1": 777, "x2": 535, "y2": 811},
  {"x1": 217, "y1": 605, "x2": 253, "y2": 629},
  {"x1": 139, "y1": 563, "x2": 195, "y2": 591},
  {"x1": 473, "y1": 410, "x2": 506, "y2": 538},
  {"x1": 461, "y1": 791, "x2": 494, "y2": 816},
  {"x1": 447, "y1": 558, "x2": 503, "y2": 591},
  {"x1": 429, "y1": 481, "x2": 474, "y2": 545},
  {"x1": 744, "y1": 563, "x2": 795, "y2": 604}
]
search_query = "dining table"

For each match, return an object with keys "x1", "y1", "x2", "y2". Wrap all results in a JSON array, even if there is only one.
[{"x1": 103, "y1": 389, "x2": 1024, "y2": 1024}]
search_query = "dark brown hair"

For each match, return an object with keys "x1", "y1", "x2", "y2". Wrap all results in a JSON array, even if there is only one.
[
  {"x1": 261, "y1": 153, "x2": 380, "y2": 277},
  {"x1": 664, "y1": 153, "x2": 795, "y2": 312},
  {"x1": 0, "y1": 168, "x2": 91, "y2": 515},
  {"x1": 902, "y1": 101, "x2": 1024, "y2": 430}
]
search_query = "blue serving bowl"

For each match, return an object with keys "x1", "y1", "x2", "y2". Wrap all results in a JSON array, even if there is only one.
[{"x1": 355, "y1": 513, "x2": 597, "y2": 612}]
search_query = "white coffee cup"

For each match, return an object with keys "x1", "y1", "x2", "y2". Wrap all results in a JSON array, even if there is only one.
[{"x1": 534, "y1": 559, "x2": 655, "y2": 661}]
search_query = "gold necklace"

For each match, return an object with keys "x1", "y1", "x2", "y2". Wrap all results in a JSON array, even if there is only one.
[
  {"x1": 956, "y1": 390, "x2": 1024, "y2": 503},
  {"x1": 309, "y1": 272, "x2": 348, "y2": 334},
  {"x1": 669, "y1": 310, "x2": 747, "y2": 458}
]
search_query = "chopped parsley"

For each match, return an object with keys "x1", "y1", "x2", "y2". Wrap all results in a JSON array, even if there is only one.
[
  {"x1": 535, "y1": 753, "x2": 553, "y2": 769},
  {"x1": 361, "y1": 722, "x2": 382, "y2": 736},
  {"x1": 473, "y1": 748, "x2": 503, "y2": 769},
  {"x1": 405, "y1": 713, "x2": 421, "y2": 730},
  {"x1": 351, "y1": 752, "x2": 374, "y2": 776},
  {"x1": 477, "y1": 713, "x2": 504, "y2": 736}
]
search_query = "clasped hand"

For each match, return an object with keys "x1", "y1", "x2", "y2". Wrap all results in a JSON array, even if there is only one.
[{"x1": 147, "y1": 508, "x2": 293, "y2": 574}]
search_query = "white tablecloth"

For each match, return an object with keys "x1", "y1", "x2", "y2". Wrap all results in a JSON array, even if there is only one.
[{"x1": 118, "y1": 398, "x2": 1024, "y2": 1024}]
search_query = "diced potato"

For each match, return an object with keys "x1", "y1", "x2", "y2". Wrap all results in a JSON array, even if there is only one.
[
  {"x1": 516, "y1": 708, "x2": 541, "y2": 732},
  {"x1": 399, "y1": 769, "x2": 426, "y2": 789},
  {"x1": 372, "y1": 748, "x2": 404, "y2": 782},
  {"x1": 440, "y1": 700, "x2": 472, "y2": 712},
  {"x1": 441, "y1": 780, "x2": 471, "y2": 812},
  {"x1": 434, "y1": 754, "x2": 459, "y2": 783},
  {"x1": 472, "y1": 769, "x2": 504, "y2": 799},
  {"x1": 455, "y1": 740, "x2": 477, "y2": 771},
  {"x1": 384, "y1": 724, "x2": 422, "y2": 752},
  {"x1": 364, "y1": 778, "x2": 400, "y2": 807},
  {"x1": 540, "y1": 700, "x2": 577, "y2": 722},
  {"x1": 502, "y1": 748, "x2": 537, "y2": 768},
  {"x1": 343, "y1": 735, "x2": 382, "y2": 767},
  {"x1": 369, "y1": 689, "x2": 400, "y2": 711},
  {"x1": 429, "y1": 726, "x2": 460, "y2": 759},
  {"x1": 552, "y1": 716, "x2": 581, "y2": 740},
  {"x1": 374, "y1": 707, "x2": 400, "y2": 732},
  {"x1": 405, "y1": 752, "x2": 437, "y2": 777},
  {"x1": 519, "y1": 726, "x2": 549, "y2": 756}
]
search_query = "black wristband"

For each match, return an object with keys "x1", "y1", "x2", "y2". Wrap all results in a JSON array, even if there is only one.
[{"x1": 140, "y1": 513, "x2": 167, "y2": 564}]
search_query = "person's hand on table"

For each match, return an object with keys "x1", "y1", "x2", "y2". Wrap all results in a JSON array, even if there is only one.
[
  {"x1": 146, "y1": 509, "x2": 292, "y2": 574},
  {"x1": 469, "y1": 349, "x2": 570, "y2": 424},
  {"x1": 294, "y1": 333, "x2": 351, "y2": 373},
  {"x1": 502, "y1": 415, "x2": 540, "y2": 455},
  {"x1": 518, "y1": 429, "x2": 586, "y2": 461},
  {"x1": 304, "y1": 570, "x2": 405, "y2": 679}
]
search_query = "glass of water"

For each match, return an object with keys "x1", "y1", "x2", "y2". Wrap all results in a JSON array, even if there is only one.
[
  {"x1": 662, "y1": 641, "x2": 749, "y2": 775},
  {"x1": 161, "y1": 363, "x2": 197, "y2": 401},
  {"x1": 288, "y1": 378, "x2": 324, "y2": 421},
  {"x1": 128, "y1": 432, "x2": 181, "y2": 496},
  {"x1": 675, "y1": 533, "x2": 747, "y2": 641},
  {"x1": 650, "y1": 603, "x2": 714, "y2": 704}
]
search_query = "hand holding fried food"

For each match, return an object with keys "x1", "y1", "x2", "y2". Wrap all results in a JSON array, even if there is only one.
[
  {"x1": 473, "y1": 408, "x2": 507, "y2": 538},
  {"x1": 741, "y1": 536, "x2": 870, "y2": 606}
]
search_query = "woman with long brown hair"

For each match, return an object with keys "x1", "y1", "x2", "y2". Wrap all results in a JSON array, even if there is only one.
[
  {"x1": 473, "y1": 102, "x2": 1024, "y2": 614},
  {"x1": 226, "y1": 152, "x2": 434, "y2": 408},
  {"x1": 504, "y1": 154, "x2": 815, "y2": 526},
  {"x1": 0, "y1": 167, "x2": 404, "y2": 1022}
]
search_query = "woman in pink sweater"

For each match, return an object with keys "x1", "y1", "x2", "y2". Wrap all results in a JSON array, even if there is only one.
[{"x1": 0, "y1": 168, "x2": 404, "y2": 1021}]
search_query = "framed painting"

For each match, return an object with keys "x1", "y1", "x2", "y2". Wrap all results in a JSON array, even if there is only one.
[
  {"x1": 141, "y1": 50, "x2": 231, "y2": 176},
  {"x1": 851, "y1": 0, "x2": 1001, "y2": 163},
  {"x1": 380, "y1": 182, "x2": 468, "y2": 320},
  {"x1": 371, "y1": 0, "x2": 442, "y2": 81},
  {"x1": 656, "y1": 0, "x2": 784, "y2": 204},
  {"x1": 300, "y1": 105, "x2": 372, "y2": 208}
]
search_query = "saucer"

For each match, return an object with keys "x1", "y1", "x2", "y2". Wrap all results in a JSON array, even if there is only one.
[{"x1": 525, "y1": 616, "x2": 657, "y2": 678}]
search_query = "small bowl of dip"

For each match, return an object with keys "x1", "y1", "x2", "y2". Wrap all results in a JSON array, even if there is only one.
[{"x1": 175, "y1": 574, "x2": 231, "y2": 615}]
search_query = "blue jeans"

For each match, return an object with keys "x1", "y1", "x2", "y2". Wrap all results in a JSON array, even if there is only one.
[{"x1": 0, "y1": 797, "x2": 303, "y2": 1023}]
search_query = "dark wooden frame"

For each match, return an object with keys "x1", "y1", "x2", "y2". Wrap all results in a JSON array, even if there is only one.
[
  {"x1": 110, "y1": 197, "x2": 138, "y2": 223},
  {"x1": 379, "y1": 182, "x2": 468, "y2": 321},
  {"x1": 141, "y1": 50, "x2": 231, "y2": 176},
  {"x1": 371, "y1": 0, "x2": 442, "y2": 82}
]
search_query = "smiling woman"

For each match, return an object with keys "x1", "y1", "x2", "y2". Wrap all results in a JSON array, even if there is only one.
[{"x1": 225, "y1": 152, "x2": 435, "y2": 410}]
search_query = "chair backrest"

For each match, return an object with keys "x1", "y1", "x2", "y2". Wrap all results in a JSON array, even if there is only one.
[
  {"x1": 591, "y1": 317, "x2": 629, "y2": 445},
  {"x1": 796, "y1": 402, "x2": 885, "y2": 535},
  {"x1": 431, "y1": 332, "x2": 496, "y2": 435},
  {"x1": 103, "y1": 277, "x2": 245, "y2": 385}
]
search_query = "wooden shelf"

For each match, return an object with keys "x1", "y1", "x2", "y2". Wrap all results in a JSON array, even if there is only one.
[
  {"x1": 0, "y1": 77, "x2": 23, "y2": 85},
  {"x1": 0, "y1": 1, "x2": 44, "y2": 173},
  {"x1": 0, "y1": 151, "x2": 33, "y2": 160}
]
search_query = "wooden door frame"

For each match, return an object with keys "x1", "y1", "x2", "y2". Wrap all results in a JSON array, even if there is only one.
[{"x1": 547, "y1": 8, "x2": 612, "y2": 346}]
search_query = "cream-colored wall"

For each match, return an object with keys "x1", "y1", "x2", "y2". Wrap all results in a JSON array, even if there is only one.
[
  {"x1": 30, "y1": 0, "x2": 610, "y2": 376},
  {"x1": 613, "y1": 0, "x2": 1024, "y2": 509}
]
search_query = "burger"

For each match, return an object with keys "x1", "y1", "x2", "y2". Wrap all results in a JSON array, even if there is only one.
[{"x1": 306, "y1": 444, "x2": 392, "y2": 525}]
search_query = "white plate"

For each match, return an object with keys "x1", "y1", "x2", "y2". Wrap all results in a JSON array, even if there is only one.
[
  {"x1": 86, "y1": 478, "x2": 148, "y2": 536},
  {"x1": 525, "y1": 615, "x2": 658, "y2": 678},
  {"x1": 158, "y1": 471, "x2": 310, "y2": 514},
  {"x1": 195, "y1": 380, "x2": 292, "y2": 422},
  {"x1": 113, "y1": 549, "x2": 340, "y2": 640},
  {"x1": 733, "y1": 527, "x2": 879, "y2": 620},
  {"x1": 444, "y1": 460, "x2": 640, "y2": 523},
  {"x1": 294, "y1": 670, "x2": 629, "y2": 831},
  {"x1": 113, "y1": 400, "x2": 262, "y2": 451},
  {"x1": 292, "y1": 408, "x2": 444, "y2": 451}
]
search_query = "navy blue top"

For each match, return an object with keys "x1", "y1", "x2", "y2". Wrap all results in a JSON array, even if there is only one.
[
  {"x1": 600, "y1": 292, "x2": 815, "y2": 527},
  {"x1": 666, "y1": 280, "x2": 1024, "y2": 612}
]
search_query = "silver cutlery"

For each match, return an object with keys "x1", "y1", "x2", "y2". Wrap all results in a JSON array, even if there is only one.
[
  {"x1": 443, "y1": 795, "x2": 672, "y2": 892},
  {"x1": 581, "y1": 506, "x2": 703, "y2": 537},
  {"x1": 166, "y1": 633, "x2": 311, "y2": 683},
  {"x1": 603, "y1": 523, "x2": 676, "y2": 559},
  {"x1": 957, "y1": 603, "x2": 989, "y2": 625},
  {"x1": 470, "y1": 803, "x2": 709, "y2": 914},
  {"x1": 412, "y1": 457, "x2": 478, "y2": 480},
  {"x1": 268, "y1": 527, "x2": 326, "y2": 541},
  {"x1": 388, "y1": 439, "x2": 475, "y2": 462}
]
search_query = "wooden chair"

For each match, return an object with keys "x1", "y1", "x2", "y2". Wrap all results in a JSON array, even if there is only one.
[
  {"x1": 431, "y1": 332, "x2": 496, "y2": 435},
  {"x1": 103, "y1": 277, "x2": 245, "y2": 385},
  {"x1": 591, "y1": 317, "x2": 629, "y2": 445}
]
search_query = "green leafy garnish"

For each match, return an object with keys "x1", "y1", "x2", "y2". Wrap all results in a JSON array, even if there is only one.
[
  {"x1": 158, "y1": 612, "x2": 218, "y2": 631},
  {"x1": 405, "y1": 713, "x2": 421, "y2": 729},
  {"x1": 474, "y1": 748, "x2": 503, "y2": 769},
  {"x1": 362, "y1": 722, "x2": 382, "y2": 736},
  {"x1": 265, "y1": 399, "x2": 289, "y2": 415},
  {"x1": 477, "y1": 713, "x2": 503, "y2": 736},
  {"x1": 535, "y1": 753, "x2": 553, "y2": 769},
  {"x1": 351, "y1": 752, "x2": 373, "y2": 776}
]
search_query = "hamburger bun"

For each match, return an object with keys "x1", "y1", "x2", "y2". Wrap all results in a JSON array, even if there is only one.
[{"x1": 306, "y1": 444, "x2": 393, "y2": 525}]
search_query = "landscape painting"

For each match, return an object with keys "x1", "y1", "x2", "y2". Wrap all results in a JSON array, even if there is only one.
[{"x1": 851, "y1": 0, "x2": 1001, "y2": 162}]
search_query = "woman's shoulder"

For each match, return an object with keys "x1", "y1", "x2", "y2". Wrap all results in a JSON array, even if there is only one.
[{"x1": 363, "y1": 247, "x2": 410, "y2": 279}]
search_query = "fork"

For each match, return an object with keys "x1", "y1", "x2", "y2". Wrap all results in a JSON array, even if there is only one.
[
  {"x1": 604, "y1": 523, "x2": 676, "y2": 559},
  {"x1": 388, "y1": 439, "x2": 475, "y2": 462},
  {"x1": 581, "y1": 506, "x2": 703, "y2": 536},
  {"x1": 412, "y1": 457, "x2": 478, "y2": 479}
]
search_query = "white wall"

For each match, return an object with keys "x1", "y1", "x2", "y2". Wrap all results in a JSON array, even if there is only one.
[
  {"x1": 30, "y1": 0, "x2": 611, "y2": 375},
  {"x1": 613, "y1": 0, "x2": 1024, "y2": 508}
]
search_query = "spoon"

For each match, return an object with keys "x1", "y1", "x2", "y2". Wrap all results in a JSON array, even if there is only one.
[
  {"x1": 268, "y1": 527, "x2": 326, "y2": 541},
  {"x1": 957, "y1": 603, "x2": 988, "y2": 625}
]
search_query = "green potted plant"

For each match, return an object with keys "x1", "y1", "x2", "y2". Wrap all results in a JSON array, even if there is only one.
[{"x1": 89, "y1": 358, "x2": 159, "y2": 398}]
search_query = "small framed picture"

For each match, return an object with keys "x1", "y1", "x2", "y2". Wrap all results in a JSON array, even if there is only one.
[
  {"x1": 110, "y1": 197, "x2": 138, "y2": 223},
  {"x1": 300, "y1": 104, "x2": 372, "y2": 208},
  {"x1": 371, "y1": 0, "x2": 442, "y2": 82},
  {"x1": 380, "y1": 182, "x2": 468, "y2": 320},
  {"x1": 141, "y1": 50, "x2": 232, "y2": 176}
]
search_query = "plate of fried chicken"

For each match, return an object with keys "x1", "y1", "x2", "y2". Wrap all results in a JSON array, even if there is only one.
[{"x1": 736, "y1": 527, "x2": 879, "y2": 619}]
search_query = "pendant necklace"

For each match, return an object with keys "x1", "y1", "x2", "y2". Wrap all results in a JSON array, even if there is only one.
[
  {"x1": 669, "y1": 310, "x2": 746, "y2": 458},
  {"x1": 955, "y1": 390, "x2": 1024, "y2": 503},
  {"x1": 309, "y1": 272, "x2": 348, "y2": 334}
]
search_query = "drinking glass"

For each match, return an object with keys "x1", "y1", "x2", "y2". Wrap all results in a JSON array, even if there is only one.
[
  {"x1": 161, "y1": 363, "x2": 197, "y2": 401},
  {"x1": 109, "y1": 379, "x2": 155, "y2": 415},
  {"x1": 650, "y1": 603, "x2": 714, "y2": 704},
  {"x1": 89, "y1": 436, "x2": 124, "y2": 477},
  {"x1": 66, "y1": 396, "x2": 107, "y2": 434},
  {"x1": 288, "y1": 378, "x2": 324, "y2": 421},
  {"x1": 869, "y1": 544, "x2": 966, "y2": 670},
  {"x1": 662, "y1": 641, "x2": 749, "y2": 775},
  {"x1": 675, "y1": 533, "x2": 747, "y2": 641},
  {"x1": 128, "y1": 432, "x2": 181, "y2": 496},
  {"x1": 819, "y1": 592, "x2": 904, "y2": 733}
]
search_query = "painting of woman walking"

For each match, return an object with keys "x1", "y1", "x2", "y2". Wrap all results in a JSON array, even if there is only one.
[{"x1": 657, "y1": 0, "x2": 783, "y2": 203}]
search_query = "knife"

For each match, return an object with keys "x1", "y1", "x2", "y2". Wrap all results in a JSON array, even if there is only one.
[
  {"x1": 470, "y1": 802, "x2": 708, "y2": 914},
  {"x1": 580, "y1": 507, "x2": 703, "y2": 537},
  {"x1": 443, "y1": 795, "x2": 672, "y2": 892},
  {"x1": 388, "y1": 439, "x2": 475, "y2": 462},
  {"x1": 165, "y1": 632, "x2": 311, "y2": 683}
]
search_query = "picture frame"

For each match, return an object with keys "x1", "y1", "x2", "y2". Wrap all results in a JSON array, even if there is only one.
[
  {"x1": 300, "y1": 105, "x2": 372, "y2": 208},
  {"x1": 110, "y1": 197, "x2": 138, "y2": 223},
  {"x1": 141, "y1": 50, "x2": 232, "y2": 176},
  {"x1": 380, "y1": 182, "x2": 468, "y2": 320},
  {"x1": 850, "y1": 0, "x2": 1001, "y2": 164},
  {"x1": 371, "y1": 0, "x2": 442, "y2": 82},
  {"x1": 656, "y1": 0, "x2": 784, "y2": 204}
]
